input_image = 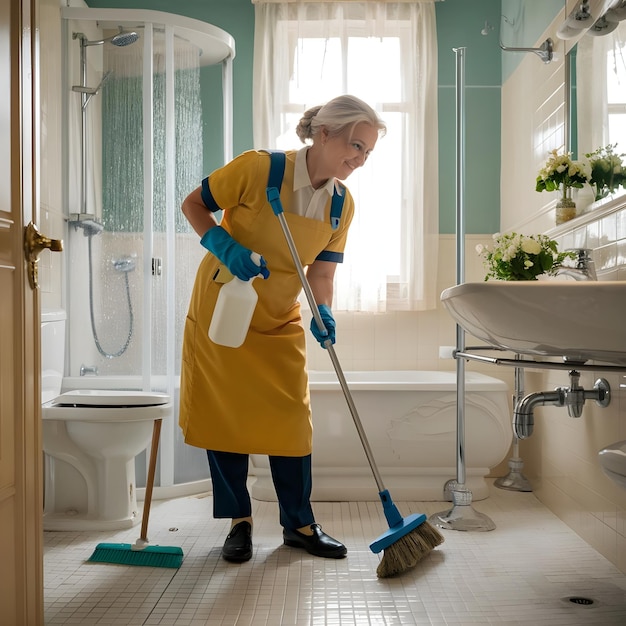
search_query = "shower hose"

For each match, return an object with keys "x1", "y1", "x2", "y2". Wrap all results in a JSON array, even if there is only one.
[{"x1": 87, "y1": 233, "x2": 134, "y2": 359}]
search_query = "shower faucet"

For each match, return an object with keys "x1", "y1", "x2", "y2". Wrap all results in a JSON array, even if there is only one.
[
  {"x1": 80, "y1": 365, "x2": 98, "y2": 377},
  {"x1": 113, "y1": 255, "x2": 137, "y2": 273}
]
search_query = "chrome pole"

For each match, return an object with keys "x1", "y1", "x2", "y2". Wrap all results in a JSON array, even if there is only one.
[
  {"x1": 429, "y1": 47, "x2": 495, "y2": 532},
  {"x1": 455, "y1": 44, "x2": 466, "y2": 488},
  {"x1": 80, "y1": 39, "x2": 88, "y2": 215}
]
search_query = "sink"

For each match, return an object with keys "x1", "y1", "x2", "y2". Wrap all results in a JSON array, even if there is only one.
[
  {"x1": 440, "y1": 281, "x2": 626, "y2": 365},
  {"x1": 598, "y1": 440, "x2": 626, "y2": 491}
]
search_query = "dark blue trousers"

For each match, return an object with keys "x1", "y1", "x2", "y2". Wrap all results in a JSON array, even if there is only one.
[{"x1": 206, "y1": 450, "x2": 315, "y2": 530}]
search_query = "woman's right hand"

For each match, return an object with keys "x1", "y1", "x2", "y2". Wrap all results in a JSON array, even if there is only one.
[{"x1": 200, "y1": 226, "x2": 269, "y2": 280}]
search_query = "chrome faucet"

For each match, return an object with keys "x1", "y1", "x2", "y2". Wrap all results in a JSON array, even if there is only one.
[{"x1": 554, "y1": 248, "x2": 597, "y2": 280}]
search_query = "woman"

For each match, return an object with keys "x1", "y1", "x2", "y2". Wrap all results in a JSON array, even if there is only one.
[{"x1": 179, "y1": 95, "x2": 385, "y2": 563}]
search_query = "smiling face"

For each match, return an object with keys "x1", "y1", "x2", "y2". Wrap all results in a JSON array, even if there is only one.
[{"x1": 317, "y1": 122, "x2": 380, "y2": 182}]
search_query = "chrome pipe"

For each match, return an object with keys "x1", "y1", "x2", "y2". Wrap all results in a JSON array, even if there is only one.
[
  {"x1": 513, "y1": 372, "x2": 611, "y2": 439},
  {"x1": 454, "y1": 46, "x2": 466, "y2": 487},
  {"x1": 495, "y1": 354, "x2": 533, "y2": 492},
  {"x1": 514, "y1": 389, "x2": 566, "y2": 439},
  {"x1": 499, "y1": 38, "x2": 553, "y2": 64}
]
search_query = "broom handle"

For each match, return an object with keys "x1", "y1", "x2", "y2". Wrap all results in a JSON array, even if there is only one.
[
  {"x1": 275, "y1": 211, "x2": 386, "y2": 493},
  {"x1": 140, "y1": 418, "x2": 162, "y2": 541}
]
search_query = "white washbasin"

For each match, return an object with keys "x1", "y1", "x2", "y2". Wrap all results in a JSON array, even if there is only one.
[
  {"x1": 441, "y1": 281, "x2": 626, "y2": 365},
  {"x1": 598, "y1": 440, "x2": 626, "y2": 491}
]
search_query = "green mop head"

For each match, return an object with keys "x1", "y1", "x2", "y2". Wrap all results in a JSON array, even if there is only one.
[{"x1": 88, "y1": 542, "x2": 184, "y2": 569}]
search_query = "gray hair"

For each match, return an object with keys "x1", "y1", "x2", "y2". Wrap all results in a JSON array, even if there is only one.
[{"x1": 295, "y1": 94, "x2": 386, "y2": 144}]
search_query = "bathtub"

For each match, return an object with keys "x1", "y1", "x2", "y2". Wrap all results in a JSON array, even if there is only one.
[
  {"x1": 250, "y1": 370, "x2": 512, "y2": 502},
  {"x1": 62, "y1": 370, "x2": 512, "y2": 503}
]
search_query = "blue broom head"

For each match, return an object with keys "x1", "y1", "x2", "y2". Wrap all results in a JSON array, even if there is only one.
[
  {"x1": 369, "y1": 512, "x2": 427, "y2": 554},
  {"x1": 88, "y1": 542, "x2": 184, "y2": 568}
]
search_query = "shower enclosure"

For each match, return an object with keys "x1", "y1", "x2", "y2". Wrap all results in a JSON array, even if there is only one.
[{"x1": 61, "y1": 6, "x2": 235, "y2": 493}]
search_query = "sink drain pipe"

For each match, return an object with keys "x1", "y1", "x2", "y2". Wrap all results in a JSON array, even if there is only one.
[{"x1": 514, "y1": 370, "x2": 611, "y2": 439}]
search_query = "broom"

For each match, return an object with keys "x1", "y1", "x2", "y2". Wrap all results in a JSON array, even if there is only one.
[
  {"x1": 267, "y1": 186, "x2": 444, "y2": 578},
  {"x1": 88, "y1": 418, "x2": 184, "y2": 568}
]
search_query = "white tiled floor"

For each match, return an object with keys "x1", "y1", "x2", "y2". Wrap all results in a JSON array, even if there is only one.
[{"x1": 44, "y1": 482, "x2": 626, "y2": 625}]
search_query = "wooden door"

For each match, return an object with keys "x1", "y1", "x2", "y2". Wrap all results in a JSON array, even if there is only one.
[{"x1": 0, "y1": 0, "x2": 44, "y2": 623}]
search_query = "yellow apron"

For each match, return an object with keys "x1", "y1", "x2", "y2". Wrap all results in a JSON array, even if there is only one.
[{"x1": 179, "y1": 192, "x2": 345, "y2": 456}]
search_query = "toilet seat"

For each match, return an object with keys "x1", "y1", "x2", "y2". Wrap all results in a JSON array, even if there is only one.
[
  {"x1": 47, "y1": 389, "x2": 170, "y2": 408},
  {"x1": 42, "y1": 390, "x2": 172, "y2": 422}
]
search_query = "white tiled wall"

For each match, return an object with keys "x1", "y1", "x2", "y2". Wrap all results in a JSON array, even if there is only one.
[
  {"x1": 39, "y1": 0, "x2": 66, "y2": 312},
  {"x1": 501, "y1": 3, "x2": 626, "y2": 575},
  {"x1": 304, "y1": 234, "x2": 506, "y2": 376}
]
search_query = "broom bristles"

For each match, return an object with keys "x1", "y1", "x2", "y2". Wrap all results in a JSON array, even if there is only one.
[
  {"x1": 376, "y1": 521, "x2": 444, "y2": 578},
  {"x1": 88, "y1": 542, "x2": 183, "y2": 569}
]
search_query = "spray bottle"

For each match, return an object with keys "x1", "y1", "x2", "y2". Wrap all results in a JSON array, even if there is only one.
[{"x1": 208, "y1": 252, "x2": 262, "y2": 348}]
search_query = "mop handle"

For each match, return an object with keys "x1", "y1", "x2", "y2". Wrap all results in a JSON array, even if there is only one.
[{"x1": 272, "y1": 207, "x2": 386, "y2": 493}]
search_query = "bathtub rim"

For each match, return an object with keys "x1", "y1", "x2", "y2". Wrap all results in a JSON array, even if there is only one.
[
  {"x1": 306, "y1": 369, "x2": 508, "y2": 392},
  {"x1": 61, "y1": 370, "x2": 509, "y2": 394}
]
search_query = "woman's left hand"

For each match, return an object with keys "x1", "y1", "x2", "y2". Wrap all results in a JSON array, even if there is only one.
[{"x1": 310, "y1": 304, "x2": 336, "y2": 348}]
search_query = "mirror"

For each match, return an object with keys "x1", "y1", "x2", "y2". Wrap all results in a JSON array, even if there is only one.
[
  {"x1": 567, "y1": 44, "x2": 578, "y2": 156},
  {"x1": 567, "y1": 19, "x2": 626, "y2": 204}
]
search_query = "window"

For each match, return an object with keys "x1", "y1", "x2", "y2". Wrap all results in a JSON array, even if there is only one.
[
  {"x1": 253, "y1": 2, "x2": 439, "y2": 312},
  {"x1": 577, "y1": 20, "x2": 626, "y2": 166},
  {"x1": 607, "y1": 33, "x2": 626, "y2": 149}
]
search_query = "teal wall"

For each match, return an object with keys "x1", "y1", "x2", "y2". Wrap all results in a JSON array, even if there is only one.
[
  {"x1": 501, "y1": 0, "x2": 564, "y2": 81},
  {"x1": 86, "y1": 0, "x2": 563, "y2": 235},
  {"x1": 436, "y1": 0, "x2": 502, "y2": 234}
]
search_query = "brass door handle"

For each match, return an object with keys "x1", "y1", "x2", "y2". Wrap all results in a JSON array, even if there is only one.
[{"x1": 24, "y1": 221, "x2": 63, "y2": 289}]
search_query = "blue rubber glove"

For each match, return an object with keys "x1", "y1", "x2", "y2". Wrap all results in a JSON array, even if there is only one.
[
  {"x1": 200, "y1": 226, "x2": 269, "y2": 280},
  {"x1": 310, "y1": 304, "x2": 336, "y2": 348}
]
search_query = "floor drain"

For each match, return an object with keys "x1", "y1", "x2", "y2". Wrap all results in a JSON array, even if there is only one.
[{"x1": 567, "y1": 596, "x2": 595, "y2": 606}]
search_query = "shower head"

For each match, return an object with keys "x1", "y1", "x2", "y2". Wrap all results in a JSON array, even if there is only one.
[
  {"x1": 109, "y1": 29, "x2": 140, "y2": 47},
  {"x1": 72, "y1": 28, "x2": 138, "y2": 101},
  {"x1": 73, "y1": 27, "x2": 139, "y2": 48}
]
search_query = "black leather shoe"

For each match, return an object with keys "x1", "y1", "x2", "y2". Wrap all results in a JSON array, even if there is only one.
[
  {"x1": 283, "y1": 523, "x2": 347, "y2": 558},
  {"x1": 222, "y1": 521, "x2": 252, "y2": 562}
]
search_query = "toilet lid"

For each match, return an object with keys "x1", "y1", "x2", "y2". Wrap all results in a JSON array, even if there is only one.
[{"x1": 49, "y1": 389, "x2": 170, "y2": 408}]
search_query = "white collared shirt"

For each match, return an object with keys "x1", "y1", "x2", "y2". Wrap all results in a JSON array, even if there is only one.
[{"x1": 292, "y1": 146, "x2": 338, "y2": 221}]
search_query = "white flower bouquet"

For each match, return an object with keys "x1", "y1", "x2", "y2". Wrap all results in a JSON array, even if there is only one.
[
  {"x1": 476, "y1": 232, "x2": 575, "y2": 281},
  {"x1": 536, "y1": 149, "x2": 590, "y2": 200},
  {"x1": 585, "y1": 143, "x2": 626, "y2": 202}
]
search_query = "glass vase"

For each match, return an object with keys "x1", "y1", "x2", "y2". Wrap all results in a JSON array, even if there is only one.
[{"x1": 555, "y1": 187, "x2": 576, "y2": 225}]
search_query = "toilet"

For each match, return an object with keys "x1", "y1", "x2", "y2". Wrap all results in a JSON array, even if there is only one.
[
  {"x1": 598, "y1": 440, "x2": 626, "y2": 491},
  {"x1": 41, "y1": 308, "x2": 172, "y2": 531}
]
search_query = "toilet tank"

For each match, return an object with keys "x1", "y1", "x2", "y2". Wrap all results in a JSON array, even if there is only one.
[{"x1": 41, "y1": 308, "x2": 66, "y2": 403}]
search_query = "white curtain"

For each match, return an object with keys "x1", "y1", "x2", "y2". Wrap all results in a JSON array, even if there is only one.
[{"x1": 252, "y1": 1, "x2": 439, "y2": 312}]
